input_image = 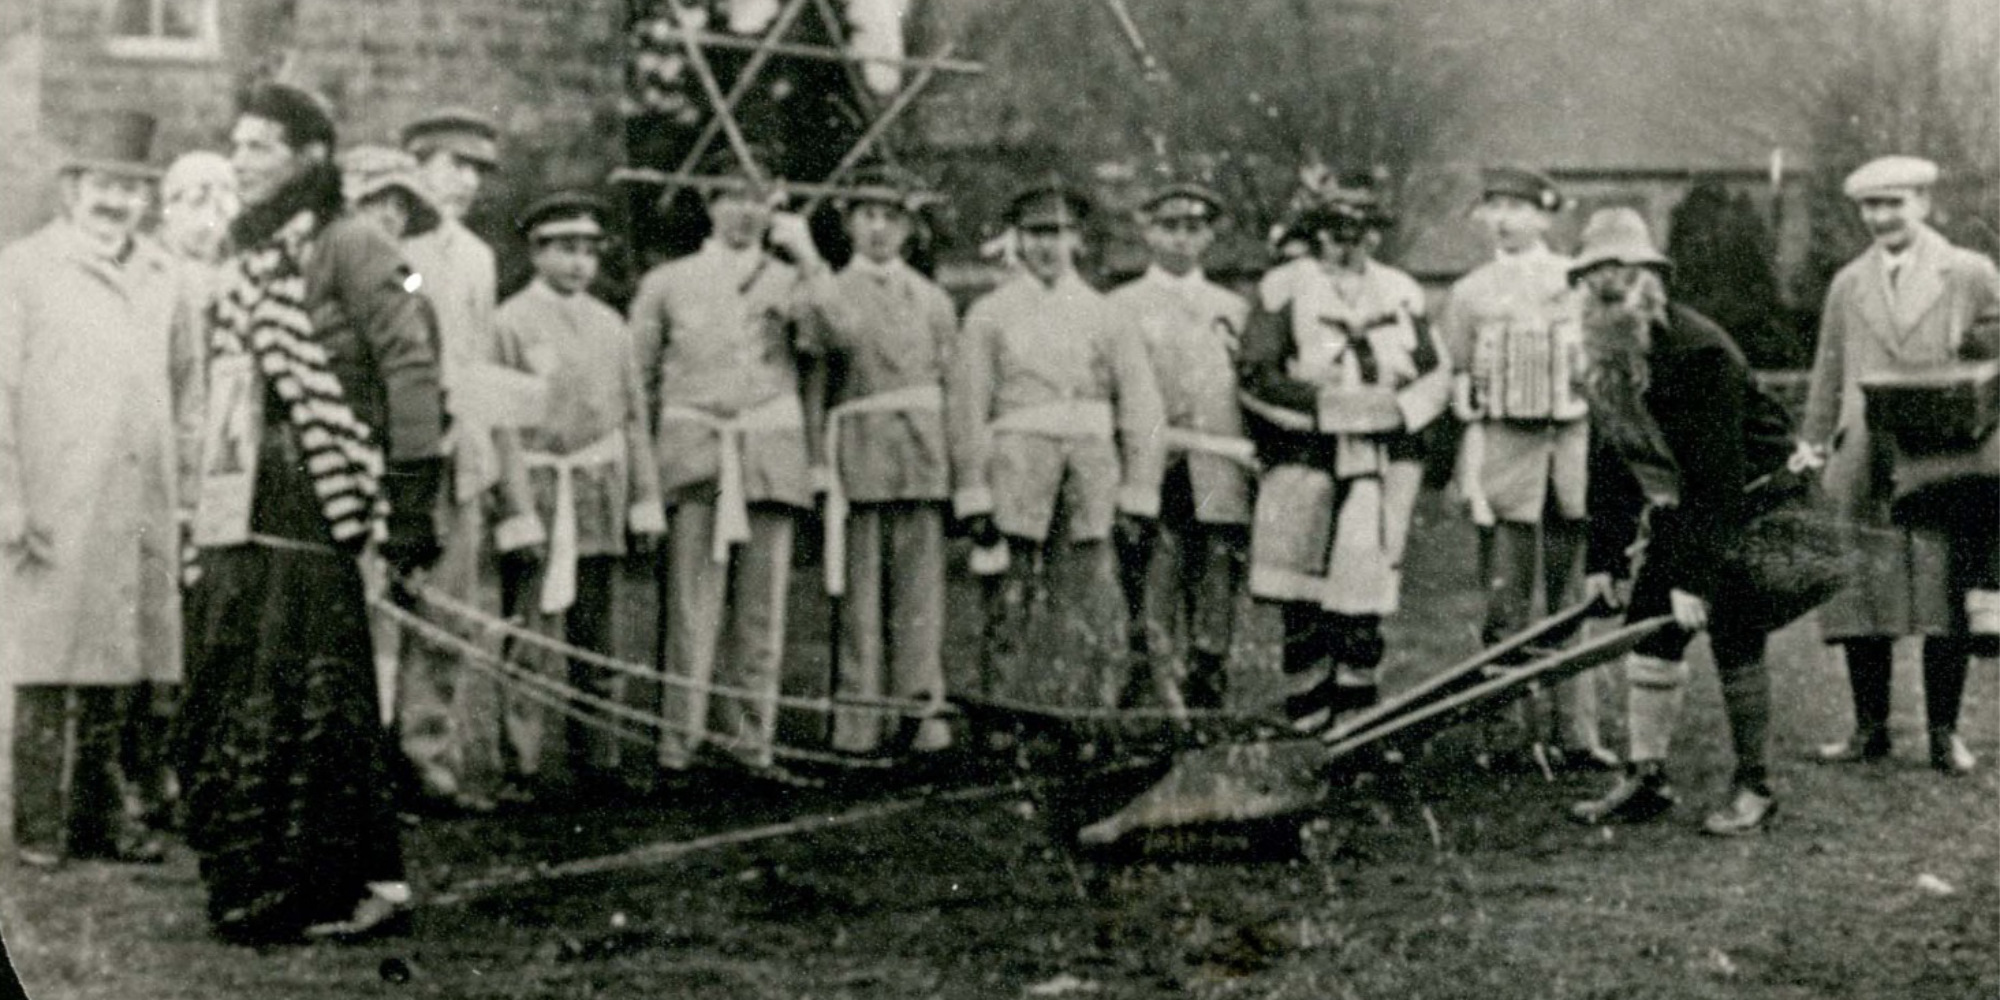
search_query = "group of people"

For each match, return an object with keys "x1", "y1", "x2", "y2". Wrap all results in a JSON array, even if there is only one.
[{"x1": 3, "y1": 75, "x2": 1996, "y2": 947}]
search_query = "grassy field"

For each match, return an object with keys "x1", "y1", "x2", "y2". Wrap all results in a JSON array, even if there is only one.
[{"x1": 4, "y1": 493, "x2": 1996, "y2": 999}]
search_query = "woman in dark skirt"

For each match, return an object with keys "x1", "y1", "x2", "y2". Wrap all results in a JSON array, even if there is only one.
[{"x1": 175, "y1": 83, "x2": 445, "y2": 944}]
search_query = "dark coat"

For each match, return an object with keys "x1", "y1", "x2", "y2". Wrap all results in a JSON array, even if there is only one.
[{"x1": 1586, "y1": 304, "x2": 1790, "y2": 610}]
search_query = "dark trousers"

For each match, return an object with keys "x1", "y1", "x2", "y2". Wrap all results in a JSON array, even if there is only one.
[
  {"x1": 1841, "y1": 483, "x2": 1998, "y2": 736},
  {"x1": 13, "y1": 685, "x2": 150, "y2": 857},
  {"x1": 1116, "y1": 462, "x2": 1246, "y2": 705},
  {"x1": 498, "y1": 553, "x2": 619, "y2": 784}
]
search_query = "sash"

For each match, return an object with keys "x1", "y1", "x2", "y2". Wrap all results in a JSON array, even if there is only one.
[
  {"x1": 522, "y1": 430, "x2": 625, "y2": 614},
  {"x1": 661, "y1": 393, "x2": 806, "y2": 563},
  {"x1": 1161, "y1": 425, "x2": 1257, "y2": 468},
  {"x1": 821, "y1": 384, "x2": 945, "y2": 596},
  {"x1": 989, "y1": 398, "x2": 1114, "y2": 439}
]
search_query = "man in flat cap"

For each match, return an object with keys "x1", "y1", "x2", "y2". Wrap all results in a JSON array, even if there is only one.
[
  {"x1": 491, "y1": 193, "x2": 664, "y2": 795},
  {"x1": 2, "y1": 109, "x2": 179, "y2": 865},
  {"x1": 1441, "y1": 165, "x2": 1614, "y2": 771},
  {"x1": 629, "y1": 148, "x2": 822, "y2": 781},
  {"x1": 948, "y1": 175, "x2": 1165, "y2": 718},
  {"x1": 1106, "y1": 181, "x2": 1253, "y2": 714},
  {"x1": 791, "y1": 166, "x2": 960, "y2": 756},
  {"x1": 393, "y1": 107, "x2": 532, "y2": 812},
  {"x1": 1804, "y1": 155, "x2": 2000, "y2": 775},
  {"x1": 1238, "y1": 173, "x2": 1450, "y2": 732}
]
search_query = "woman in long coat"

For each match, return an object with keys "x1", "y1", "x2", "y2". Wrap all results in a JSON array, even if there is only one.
[
  {"x1": 1802, "y1": 157, "x2": 2000, "y2": 775},
  {"x1": 176, "y1": 84, "x2": 445, "y2": 944}
]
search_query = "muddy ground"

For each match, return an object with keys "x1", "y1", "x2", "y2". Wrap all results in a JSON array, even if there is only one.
[{"x1": 4, "y1": 495, "x2": 1996, "y2": 999}]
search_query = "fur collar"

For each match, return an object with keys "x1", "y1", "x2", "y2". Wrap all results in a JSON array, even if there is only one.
[{"x1": 229, "y1": 161, "x2": 343, "y2": 250}]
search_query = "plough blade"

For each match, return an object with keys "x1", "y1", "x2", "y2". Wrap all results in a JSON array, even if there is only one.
[{"x1": 1076, "y1": 615, "x2": 1672, "y2": 847}]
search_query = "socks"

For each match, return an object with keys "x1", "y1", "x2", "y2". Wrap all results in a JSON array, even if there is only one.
[
  {"x1": 1922, "y1": 636, "x2": 1970, "y2": 733},
  {"x1": 1624, "y1": 654, "x2": 1689, "y2": 764}
]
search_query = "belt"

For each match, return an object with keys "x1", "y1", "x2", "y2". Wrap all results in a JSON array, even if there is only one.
[
  {"x1": 522, "y1": 430, "x2": 625, "y2": 614},
  {"x1": 1161, "y1": 425, "x2": 1257, "y2": 468},
  {"x1": 821, "y1": 384, "x2": 944, "y2": 596},
  {"x1": 661, "y1": 393, "x2": 806, "y2": 564},
  {"x1": 989, "y1": 398, "x2": 1114, "y2": 439}
]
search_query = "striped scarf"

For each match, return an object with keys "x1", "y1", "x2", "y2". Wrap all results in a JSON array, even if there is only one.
[{"x1": 210, "y1": 212, "x2": 388, "y2": 549}]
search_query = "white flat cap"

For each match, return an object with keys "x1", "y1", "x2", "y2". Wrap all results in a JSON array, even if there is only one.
[{"x1": 1843, "y1": 155, "x2": 1939, "y2": 199}]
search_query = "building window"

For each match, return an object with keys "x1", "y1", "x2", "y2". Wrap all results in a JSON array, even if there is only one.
[{"x1": 104, "y1": 0, "x2": 220, "y2": 61}]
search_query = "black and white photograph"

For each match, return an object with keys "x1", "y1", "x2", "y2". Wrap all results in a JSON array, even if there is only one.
[{"x1": 0, "y1": 1, "x2": 1996, "y2": 997}]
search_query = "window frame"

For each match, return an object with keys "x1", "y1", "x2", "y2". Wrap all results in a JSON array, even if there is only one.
[{"x1": 102, "y1": 0, "x2": 222, "y2": 63}]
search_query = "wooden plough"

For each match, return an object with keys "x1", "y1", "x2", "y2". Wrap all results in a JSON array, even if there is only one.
[{"x1": 1036, "y1": 601, "x2": 1675, "y2": 850}]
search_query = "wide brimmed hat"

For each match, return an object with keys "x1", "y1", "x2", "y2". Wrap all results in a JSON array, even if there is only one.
[
  {"x1": 61, "y1": 110, "x2": 161, "y2": 179},
  {"x1": 518, "y1": 189, "x2": 611, "y2": 240},
  {"x1": 1567, "y1": 207, "x2": 1672, "y2": 282},
  {"x1": 1005, "y1": 172, "x2": 1093, "y2": 228},
  {"x1": 1478, "y1": 164, "x2": 1563, "y2": 212},
  {"x1": 1842, "y1": 155, "x2": 1939, "y2": 200},
  {"x1": 338, "y1": 145, "x2": 442, "y2": 237},
  {"x1": 839, "y1": 164, "x2": 940, "y2": 214},
  {"x1": 401, "y1": 107, "x2": 501, "y2": 169},
  {"x1": 1138, "y1": 181, "x2": 1225, "y2": 222}
]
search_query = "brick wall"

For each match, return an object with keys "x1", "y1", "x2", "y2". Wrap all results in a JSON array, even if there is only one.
[
  {"x1": 25, "y1": 0, "x2": 631, "y2": 289},
  {"x1": 283, "y1": 0, "x2": 628, "y2": 291}
]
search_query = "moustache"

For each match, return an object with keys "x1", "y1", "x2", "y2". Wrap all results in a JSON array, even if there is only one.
[{"x1": 90, "y1": 204, "x2": 133, "y2": 222}]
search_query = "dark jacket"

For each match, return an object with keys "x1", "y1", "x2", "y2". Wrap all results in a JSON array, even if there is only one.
[{"x1": 1586, "y1": 304, "x2": 1790, "y2": 603}]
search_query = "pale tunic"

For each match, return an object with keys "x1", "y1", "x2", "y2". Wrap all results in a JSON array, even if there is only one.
[
  {"x1": 948, "y1": 270, "x2": 1166, "y2": 541},
  {"x1": 1107, "y1": 266, "x2": 1254, "y2": 524}
]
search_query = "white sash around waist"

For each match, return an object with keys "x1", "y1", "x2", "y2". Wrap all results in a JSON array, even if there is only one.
[
  {"x1": 1161, "y1": 425, "x2": 1257, "y2": 468},
  {"x1": 523, "y1": 429, "x2": 625, "y2": 615},
  {"x1": 988, "y1": 398, "x2": 1114, "y2": 439},
  {"x1": 822, "y1": 383, "x2": 945, "y2": 596},
  {"x1": 661, "y1": 393, "x2": 807, "y2": 564}
]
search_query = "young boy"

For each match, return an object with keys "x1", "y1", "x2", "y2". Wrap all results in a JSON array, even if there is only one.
[
  {"x1": 797, "y1": 166, "x2": 960, "y2": 755},
  {"x1": 491, "y1": 192, "x2": 665, "y2": 795},
  {"x1": 1106, "y1": 181, "x2": 1253, "y2": 713},
  {"x1": 949, "y1": 175, "x2": 1166, "y2": 714}
]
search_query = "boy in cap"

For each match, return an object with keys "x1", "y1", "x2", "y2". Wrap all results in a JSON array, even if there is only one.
[
  {"x1": 948, "y1": 175, "x2": 1166, "y2": 715},
  {"x1": 629, "y1": 149, "x2": 822, "y2": 779},
  {"x1": 1441, "y1": 165, "x2": 1614, "y2": 771},
  {"x1": 1804, "y1": 155, "x2": 2000, "y2": 775},
  {"x1": 794, "y1": 166, "x2": 960, "y2": 755},
  {"x1": 393, "y1": 107, "x2": 531, "y2": 812},
  {"x1": 1238, "y1": 173, "x2": 1450, "y2": 732},
  {"x1": 3, "y1": 109, "x2": 179, "y2": 864},
  {"x1": 491, "y1": 193, "x2": 665, "y2": 795},
  {"x1": 1106, "y1": 181, "x2": 1253, "y2": 713}
]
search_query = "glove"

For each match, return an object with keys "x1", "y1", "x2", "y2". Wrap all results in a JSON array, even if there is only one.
[
  {"x1": 1584, "y1": 572, "x2": 1624, "y2": 613},
  {"x1": 379, "y1": 458, "x2": 444, "y2": 576},
  {"x1": 1669, "y1": 588, "x2": 1710, "y2": 632},
  {"x1": 962, "y1": 513, "x2": 1002, "y2": 549},
  {"x1": 1113, "y1": 511, "x2": 1156, "y2": 553}
]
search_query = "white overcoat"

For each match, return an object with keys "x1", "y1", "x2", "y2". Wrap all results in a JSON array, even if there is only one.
[{"x1": 0, "y1": 221, "x2": 182, "y2": 687}]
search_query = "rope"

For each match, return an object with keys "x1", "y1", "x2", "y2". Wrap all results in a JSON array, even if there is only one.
[
  {"x1": 412, "y1": 584, "x2": 944, "y2": 720},
  {"x1": 373, "y1": 596, "x2": 893, "y2": 770}
]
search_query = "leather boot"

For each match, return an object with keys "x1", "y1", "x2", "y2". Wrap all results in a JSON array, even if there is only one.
[
  {"x1": 1701, "y1": 786, "x2": 1776, "y2": 836},
  {"x1": 1570, "y1": 761, "x2": 1677, "y2": 825},
  {"x1": 1930, "y1": 727, "x2": 1977, "y2": 776},
  {"x1": 1812, "y1": 725, "x2": 1890, "y2": 764}
]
